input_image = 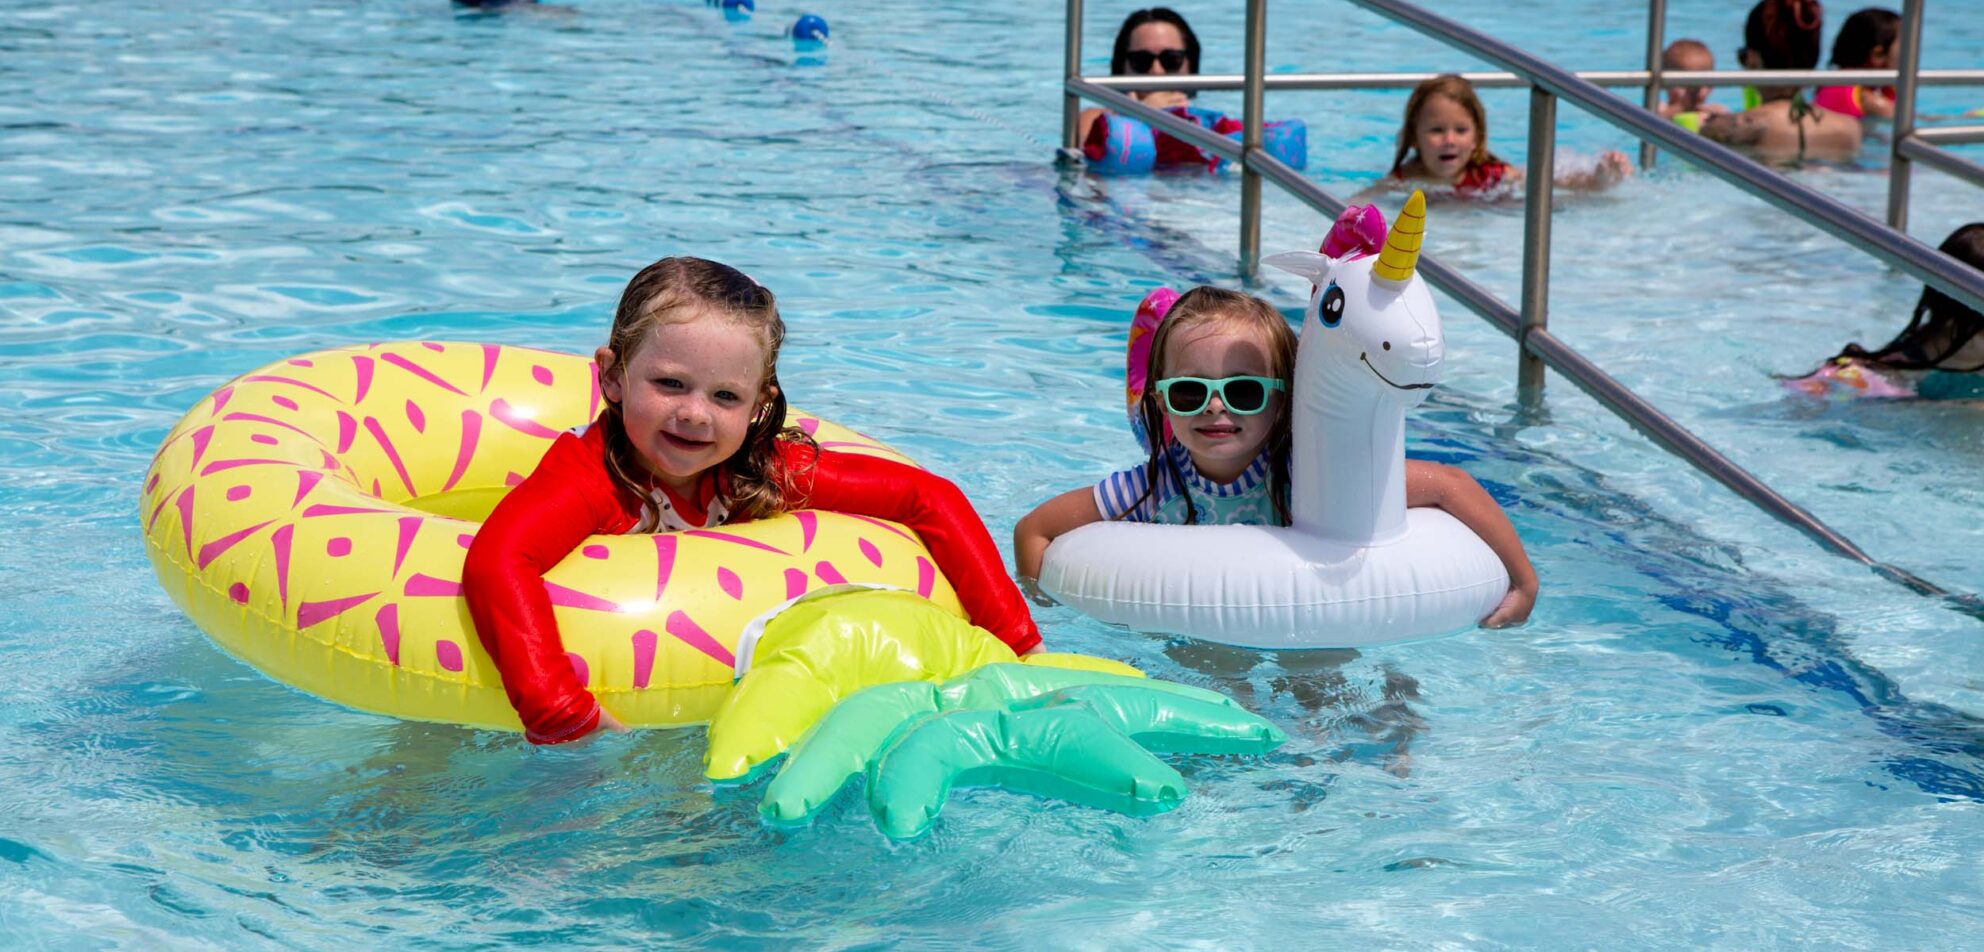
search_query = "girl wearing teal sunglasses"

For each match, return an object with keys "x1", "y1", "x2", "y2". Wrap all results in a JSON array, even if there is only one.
[{"x1": 1015, "y1": 284, "x2": 1535, "y2": 628}]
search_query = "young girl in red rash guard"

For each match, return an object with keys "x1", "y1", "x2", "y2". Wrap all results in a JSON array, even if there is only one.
[
  {"x1": 1386, "y1": 74, "x2": 1631, "y2": 197},
  {"x1": 464, "y1": 257, "x2": 1042, "y2": 745}
]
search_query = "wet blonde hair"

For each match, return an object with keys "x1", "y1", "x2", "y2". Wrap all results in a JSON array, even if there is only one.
[
  {"x1": 1126, "y1": 286, "x2": 1297, "y2": 526},
  {"x1": 1390, "y1": 74, "x2": 1502, "y2": 178},
  {"x1": 600, "y1": 256, "x2": 813, "y2": 531}
]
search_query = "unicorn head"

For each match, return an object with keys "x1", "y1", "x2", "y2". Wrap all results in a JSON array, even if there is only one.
[{"x1": 1263, "y1": 191, "x2": 1443, "y2": 410}]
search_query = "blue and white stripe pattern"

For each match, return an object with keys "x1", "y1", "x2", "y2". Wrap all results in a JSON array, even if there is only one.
[{"x1": 1093, "y1": 442, "x2": 1278, "y2": 526}]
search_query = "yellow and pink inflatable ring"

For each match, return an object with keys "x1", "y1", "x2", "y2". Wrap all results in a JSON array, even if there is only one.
[{"x1": 140, "y1": 341, "x2": 967, "y2": 729}]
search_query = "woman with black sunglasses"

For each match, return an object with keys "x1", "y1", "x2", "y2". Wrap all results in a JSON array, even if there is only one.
[{"x1": 1076, "y1": 8, "x2": 1203, "y2": 145}]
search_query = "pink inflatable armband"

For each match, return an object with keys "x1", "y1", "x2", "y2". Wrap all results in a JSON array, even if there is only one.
[
  {"x1": 1126, "y1": 287, "x2": 1180, "y2": 452},
  {"x1": 1813, "y1": 85, "x2": 1865, "y2": 119}
]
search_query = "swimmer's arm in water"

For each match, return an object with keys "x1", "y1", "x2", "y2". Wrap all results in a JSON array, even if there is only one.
[
  {"x1": 1553, "y1": 151, "x2": 1634, "y2": 191},
  {"x1": 1014, "y1": 486, "x2": 1105, "y2": 581},
  {"x1": 1405, "y1": 460, "x2": 1538, "y2": 627}
]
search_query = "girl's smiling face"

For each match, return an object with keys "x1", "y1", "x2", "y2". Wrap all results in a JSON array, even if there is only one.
[
  {"x1": 1160, "y1": 320, "x2": 1282, "y2": 483},
  {"x1": 597, "y1": 314, "x2": 770, "y2": 495},
  {"x1": 1413, "y1": 93, "x2": 1479, "y2": 183}
]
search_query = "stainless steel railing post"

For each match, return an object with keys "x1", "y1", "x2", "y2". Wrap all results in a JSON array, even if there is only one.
[
  {"x1": 1060, "y1": 0, "x2": 1085, "y2": 162},
  {"x1": 1638, "y1": 0, "x2": 1667, "y2": 170},
  {"x1": 1240, "y1": 0, "x2": 1268, "y2": 276},
  {"x1": 1886, "y1": 0, "x2": 1927, "y2": 230},
  {"x1": 1519, "y1": 87, "x2": 1556, "y2": 402}
]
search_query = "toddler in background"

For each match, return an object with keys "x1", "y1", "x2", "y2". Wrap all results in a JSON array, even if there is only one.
[{"x1": 1657, "y1": 39, "x2": 1729, "y2": 130}]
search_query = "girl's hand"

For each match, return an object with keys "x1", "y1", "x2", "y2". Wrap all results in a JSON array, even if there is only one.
[
  {"x1": 1134, "y1": 89, "x2": 1190, "y2": 110},
  {"x1": 565, "y1": 706, "x2": 628, "y2": 746},
  {"x1": 1482, "y1": 577, "x2": 1537, "y2": 628},
  {"x1": 1019, "y1": 576, "x2": 1061, "y2": 609},
  {"x1": 1020, "y1": 643, "x2": 1047, "y2": 657}
]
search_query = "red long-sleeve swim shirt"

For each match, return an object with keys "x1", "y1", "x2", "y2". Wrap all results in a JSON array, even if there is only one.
[{"x1": 462, "y1": 423, "x2": 1041, "y2": 744}]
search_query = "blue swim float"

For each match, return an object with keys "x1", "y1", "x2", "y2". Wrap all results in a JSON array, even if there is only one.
[
  {"x1": 790, "y1": 14, "x2": 830, "y2": 43},
  {"x1": 1085, "y1": 106, "x2": 1307, "y2": 176}
]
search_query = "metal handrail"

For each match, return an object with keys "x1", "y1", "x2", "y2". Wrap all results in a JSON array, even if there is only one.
[
  {"x1": 1057, "y1": 0, "x2": 1984, "y2": 609},
  {"x1": 1917, "y1": 125, "x2": 1984, "y2": 145},
  {"x1": 1900, "y1": 135, "x2": 1984, "y2": 188},
  {"x1": 1346, "y1": 0, "x2": 1984, "y2": 315},
  {"x1": 1236, "y1": 104, "x2": 1906, "y2": 580},
  {"x1": 1088, "y1": 67, "x2": 1984, "y2": 93}
]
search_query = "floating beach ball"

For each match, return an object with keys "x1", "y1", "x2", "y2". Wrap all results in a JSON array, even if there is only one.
[{"x1": 789, "y1": 14, "x2": 830, "y2": 44}]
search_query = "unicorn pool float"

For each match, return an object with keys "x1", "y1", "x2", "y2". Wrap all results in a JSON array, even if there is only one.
[
  {"x1": 141, "y1": 342, "x2": 1282, "y2": 839},
  {"x1": 1041, "y1": 192, "x2": 1511, "y2": 649}
]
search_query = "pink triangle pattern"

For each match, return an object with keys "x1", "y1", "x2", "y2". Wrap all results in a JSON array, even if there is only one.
[
  {"x1": 272, "y1": 524, "x2": 294, "y2": 605},
  {"x1": 404, "y1": 574, "x2": 463, "y2": 597},
  {"x1": 682, "y1": 530, "x2": 788, "y2": 556},
  {"x1": 381, "y1": 352, "x2": 467, "y2": 396},
  {"x1": 297, "y1": 591, "x2": 379, "y2": 629},
  {"x1": 439, "y1": 409, "x2": 482, "y2": 493},
  {"x1": 630, "y1": 630, "x2": 658, "y2": 689},
  {"x1": 241, "y1": 374, "x2": 340, "y2": 402},
  {"x1": 363, "y1": 416, "x2": 417, "y2": 496},
  {"x1": 654, "y1": 534, "x2": 676, "y2": 602},
  {"x1": 392, "y1": 516, "x2": 421, "y2": 576},
  {"x1": 197, "y1": 519, "x2": 273, "y2": 570},
  {"x1": 376, "y1": 603, "x2": 402, "y2": 665},
  {"x1": 545, "y1": 581, "x2": 618, "y2": 612},
  {"x1": 491, "y1": 399, "x2": 560, "y2": 439},
  {"x1": 480, "y1": 344, "x2": 501, "y2": 393},
  {"x1": 352, "y1": 355, "x2": 375, "y2": 405},
  {"x1": 665, "y1": 611, "x2": 736, "y2": 667}
]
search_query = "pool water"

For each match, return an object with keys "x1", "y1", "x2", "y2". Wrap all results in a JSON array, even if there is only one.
[{"x1": 3, "y1": 0, "x2": 1981, "y2": 946}]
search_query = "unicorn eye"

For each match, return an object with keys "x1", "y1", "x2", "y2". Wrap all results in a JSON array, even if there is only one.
[{"x1": 1319, "y1": 283, "x2": 1346, "y2": 327}]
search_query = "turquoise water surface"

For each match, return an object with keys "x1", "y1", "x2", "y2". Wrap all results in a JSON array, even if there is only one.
[{"x1": 3, "y1": 0, "x2": 1981, "y2": 947}]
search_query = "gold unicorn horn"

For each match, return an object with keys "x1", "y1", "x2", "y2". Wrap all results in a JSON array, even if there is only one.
[{"x1": 1372, "y1": 190, "x2": 1427, "y2": 285}]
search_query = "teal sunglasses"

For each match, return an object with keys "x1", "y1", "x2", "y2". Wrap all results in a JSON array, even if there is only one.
[{"x1": 1154, "y1": 375, "x2": 1286, "y2": 416}]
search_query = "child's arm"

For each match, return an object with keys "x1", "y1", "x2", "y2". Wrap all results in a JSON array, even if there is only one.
[
  {"x1": 1552, "y1": 151, "x2": 1633, "y2": 191},
  {"x1": 1863, "y1": 87, "x2": 1895, "y2": 119},
  {"x1": 463, "y1": 432, "x2": 624, "y2": 744},
  {"x1": 1014, "y1": 487, "x2": 1106, "y2": 580},
  {"x1": 1404, "y1": 459, "x2": 1538, "y2": 627},
  {"x1": 790, "y1": 446, "x2": 1044, "y2": 656}
]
